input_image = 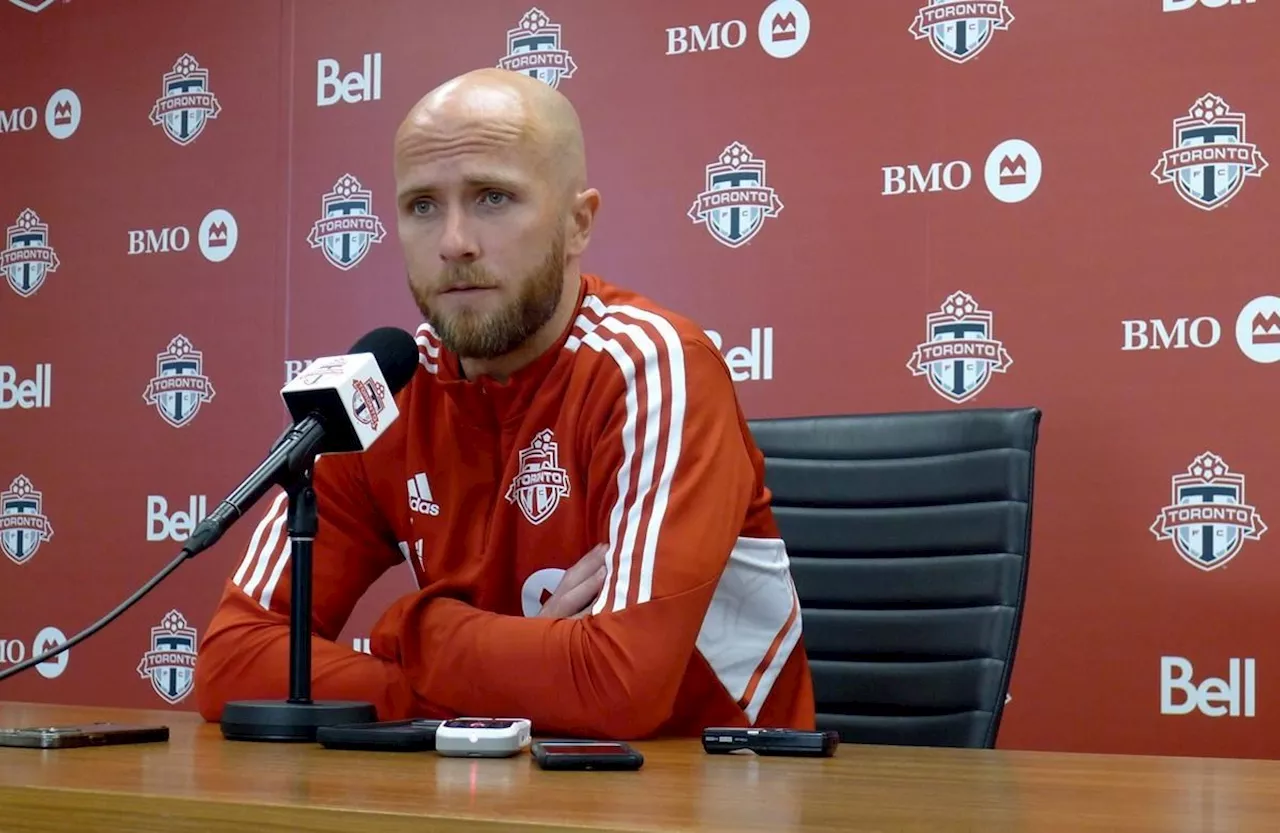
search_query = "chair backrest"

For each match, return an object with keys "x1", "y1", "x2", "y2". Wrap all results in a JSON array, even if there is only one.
[{"x1": 747, "y1": 407, "x2": 1041, "y2": 749}]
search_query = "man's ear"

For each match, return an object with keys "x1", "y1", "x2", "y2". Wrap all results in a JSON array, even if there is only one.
[{"x1": 566, "y1": 188, "x2": 601, "y2": 258}]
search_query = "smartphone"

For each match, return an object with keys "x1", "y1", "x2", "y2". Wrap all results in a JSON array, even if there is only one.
[
  {"x1": 315, "y1": 719, "x2": 442, "y2": 752},
  {"x1": 530, "y1": 739, "x2": 645, "y2": 771},
  {"x1": 0, "y1": 723, "x2": 170, "y2": 749},
  {"x1": 702, "y1": 727, "x2": 839, "y2": 757}
]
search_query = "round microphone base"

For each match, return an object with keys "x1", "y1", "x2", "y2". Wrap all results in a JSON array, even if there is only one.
[{"x1": 219, "y1": 699, "x2": 377, "y2": 742}]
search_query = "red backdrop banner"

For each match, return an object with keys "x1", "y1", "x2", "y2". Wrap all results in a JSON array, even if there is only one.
[{"x1": 1, "y1": 0, "x2": 1276, "y2": 758}]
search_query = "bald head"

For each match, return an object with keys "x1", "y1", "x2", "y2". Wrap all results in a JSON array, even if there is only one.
[
  {"x1": 391, "y1": 68, "x2": 602, "y2": 376},
  {"x1": 395, "y1": 68, "x2": 586, "y2": 194}
]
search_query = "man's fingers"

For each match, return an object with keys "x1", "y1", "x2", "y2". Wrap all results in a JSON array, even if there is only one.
[
  {"x1": 554, "y1": 543, "x2": 608, "y2": 592},
  {"x1": 540, "y1": 564, "x2": 606, "y2": 619}
]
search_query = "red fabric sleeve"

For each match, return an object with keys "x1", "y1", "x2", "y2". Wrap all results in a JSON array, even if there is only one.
[
  {"x1": 193, "y1": 451, "x2": 445, "y2": 722},
  {"x1": 375, "y1": 335, "x2": 757, "y2": 739}
]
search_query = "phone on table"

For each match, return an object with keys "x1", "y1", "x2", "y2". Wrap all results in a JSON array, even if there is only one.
[
  {"x1": 702, "y1": 727, "x2": 839, "y2": 757},
  {"x1": 315, "y1": 719, "x2": 442, "y2": 752},
  {"x1": 0, "y1": 723, "x2": 170, "y2": 750},
  {"x1": 531, "y1": 739, "x2": 645, "y2": 771}
]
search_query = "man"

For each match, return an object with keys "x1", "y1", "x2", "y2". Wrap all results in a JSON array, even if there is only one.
[{"x1": 193, "y1": 68, "x2": 814, "y2": 739}]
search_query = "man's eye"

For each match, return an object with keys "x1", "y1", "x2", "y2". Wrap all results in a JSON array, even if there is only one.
[
  {"x1": 482, "y1": 192, "x2": 508, "y2": 206},
  {"x1": 411, "y1": 199, "x2": 432, "y2": 215}
]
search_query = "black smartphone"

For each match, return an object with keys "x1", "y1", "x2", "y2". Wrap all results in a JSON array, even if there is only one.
[
  {"x1": 0, "y1": 723, "x2": 170, "y2": 749},
  {"x1": 315, "y1": 719, "x2": 441, "y2": 752},
  {"x1": 702, "y1": 727, "x2": 839, "y2": 757},
  {"x1": 530, "y1": 739, "x2": 644, "y2": 771}
]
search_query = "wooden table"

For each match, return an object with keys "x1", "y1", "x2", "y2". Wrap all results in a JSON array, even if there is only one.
[{"x1": 0, "y1": 702, "x2": 1278, "y2": 832}]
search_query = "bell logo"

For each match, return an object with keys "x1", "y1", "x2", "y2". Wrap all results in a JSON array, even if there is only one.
[
  {"x1": 316, "y1": 53, "x2": 382, "y2": 107},
  {"x1": 1164, "y1": 0, "x2": 1255, "y2": 10},
  {"x1": 1160, "y1": 656, "x2": 1255, "y2": 717},
  {"x1": 705, "y1": 327, "x2": 774, "y2": 381},
  {"x1": 0, "y1": 363, "x2": 52, "y2": 409},
  {"x1": 146, "y1": 495, "x2": 209, "y2": 542}
]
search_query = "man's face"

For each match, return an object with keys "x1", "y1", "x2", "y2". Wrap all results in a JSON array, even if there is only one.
[{"x1": 394, "y1": 132, "x2": 566, "y2": 360}]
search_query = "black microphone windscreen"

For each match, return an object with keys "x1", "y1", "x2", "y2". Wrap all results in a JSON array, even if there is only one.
[{"x1": 348, "y1": 326, "x2": 419, "y2": 395}]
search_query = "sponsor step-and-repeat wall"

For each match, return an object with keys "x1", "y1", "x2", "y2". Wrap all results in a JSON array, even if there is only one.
[{"x1": 2, "y1": 0, "x2": 1278, "y2": 758}]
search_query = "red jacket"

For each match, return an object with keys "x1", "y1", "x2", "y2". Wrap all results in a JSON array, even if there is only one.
[{"x1": 194, "y1": 273, "x2": 815, "y2": 739}]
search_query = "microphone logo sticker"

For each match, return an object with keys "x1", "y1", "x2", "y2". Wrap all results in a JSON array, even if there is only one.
[
  {"x1": 909, "y1": 0, "x2": 1015, "y2": 65},
  {"x1": 907, "y1": 291, "x2": 1013, "y2": 404},
  {"x1": 0, "y1": 475, "x2": 54, "y2": 566},
  {"x1": 2, "y1": 208, "x2": 60, "y2": 299},
  {"x1": 136, "y1": 610, "x2": 198, "y2": 705},
  {"x1": 688, "y1": 141, "x2": 784, "y2": 249},
  {"x1": 307, "y1": 173, "x2": 386, "y2": 271},
  {"x1": 142, "y1": 335, "x2": 216, "y2": 428},
  {"x1": 149, "y1": 54, "x2": 221, "y2": 146},
  {"x1": 300, "y1": 357, "x2": 347, "y2": 385},
  {"x1": 351, "y1": 376, "x2": 388, "y2": 430},
  {"x1": 498, "y1": 8, "x2": 577, "y2": 90}
]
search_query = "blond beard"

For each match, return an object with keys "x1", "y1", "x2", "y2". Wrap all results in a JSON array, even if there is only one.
[{"x1": 412, "y1": 233, "x2": 565, "y2": 360}]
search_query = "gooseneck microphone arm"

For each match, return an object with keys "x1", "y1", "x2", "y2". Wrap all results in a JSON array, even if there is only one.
[{"x1": 181, "y1": 416, "x2": 328, "y2": 558}]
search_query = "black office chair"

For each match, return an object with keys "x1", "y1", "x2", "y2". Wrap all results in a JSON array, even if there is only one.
[{"x1": 748, "y1": 407, "x2": 1041, "y2": 749}]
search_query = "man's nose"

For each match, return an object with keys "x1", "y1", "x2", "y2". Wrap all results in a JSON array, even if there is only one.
[{"x1": 438, "y1": 211, "x2": 478, "y2": 261}]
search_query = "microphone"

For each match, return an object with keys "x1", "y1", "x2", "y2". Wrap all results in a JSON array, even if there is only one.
[
  {"x1": 217, "y1": 325, "x2": 420, "y2": 742},
  {"x1": 182, "y1": 326, "x2": 419, "y2": 559},
  {"x1": 0, "y1": 326, "x2": 420, "y2": 696}
]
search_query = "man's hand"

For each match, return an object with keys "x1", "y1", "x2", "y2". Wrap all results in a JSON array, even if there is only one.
[{"x1": 537, "y1": 543, "x2": 607, "y2": 619}]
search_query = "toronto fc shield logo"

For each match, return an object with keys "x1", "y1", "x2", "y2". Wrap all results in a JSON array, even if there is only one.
[
  {"x1": 505, "y1": 428, "x2": 571, "y2": 525},
  {"x1": 136, "y1": 610, "x2": 199, "y2": 705}
]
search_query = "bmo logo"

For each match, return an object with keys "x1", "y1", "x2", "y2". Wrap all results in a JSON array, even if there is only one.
[
  {"x1": 883, "y1": 159, "x2": 972, "y2": 195},
  {"x1": 317, "y1": 52, "x2": 382, "y2": 107},
  {"x1": 0, "y1": 626, "x2": 69, "y2": 680},
  {"x1": 1164, "y1": 0, "x2": 1255, "y2": 10},
  {"x1": 0, "y1": 88, "x2": 80, "y2": 140},
  {"x1": 126, "y1": 209, "x2": 238, "y2": 263},
  {"x1": 146, "y1": 495, "x2": 209, "y2": 542},
  {"x1": 883, "y1": 139, "x2": 1042, "y2": 203},
  {"x1": 1121, "y1": 316, "x2": 1221, "y2": 350},
  {"x1": 666, "y1": 0, "x2": 809, "y2": 59},
  {"x1": 1160, "y1": 655, "x2": 1256, "y2": 717},
  {"x1": 665, "y1": 20, "x2": 748, "y2": 55}
]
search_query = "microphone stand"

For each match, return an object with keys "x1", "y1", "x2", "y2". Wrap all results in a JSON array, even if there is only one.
[{"x1": 218, "y1": 463, "x2": 377, "y2": 742}]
